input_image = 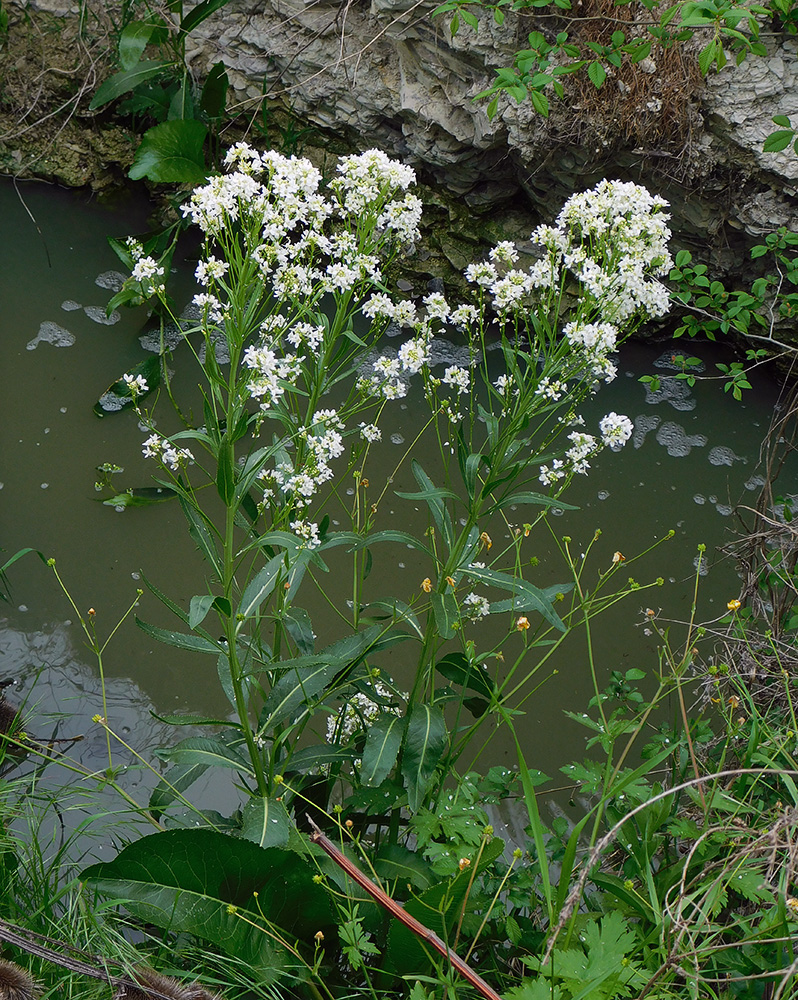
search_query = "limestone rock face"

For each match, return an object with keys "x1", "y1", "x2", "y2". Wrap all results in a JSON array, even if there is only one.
[{"x1": 185, "y1": 0, "x2": 798, "y2": 272}]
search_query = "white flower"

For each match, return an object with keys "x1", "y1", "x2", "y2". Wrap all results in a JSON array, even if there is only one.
[
  {"x1": 131, "y1": 256, "x2": 164, "y2": 282},
  {"x1": 599, "y1": 412, "x2": 634, "y2": 450},
  {"x1": 423, "y1": 292, "x2": 450, "y2": 322},
  {"x1": 462, "y1": 592, "x2": 491, "y2": 620},
  {"x1": 489, "y1": 240, "x2": 519, "y2": 264},
  {"x1": 450, "y1": 304, "x2": 479, "y2": 328},
  {"x1": 443, "y1": 366, "x2": 470, "y2": 395},
  {"x1": 465, "y1": 262, "x2": 498, "y2": 288},
  {"x1": 290, "y1": 519, "x2": 322, "y2": 549},
  {"x1": 195, "y1": 256, "x2": 230, "y2": 285},
  {"x1": 398, "y1": 337, "x2": 429, "y2": 374},
  {"x1": 141, "y1": 433, "x2": 193, "y2": 470},
  {"x1": 359, "y1": 423, "x2": 381, "y2": 442},
  {"x1": 326, "y1": 681, "x2": 403, "y2": 744},
  {"x1": 123, "y1": 373, "x2": 149, "y2": 396}
]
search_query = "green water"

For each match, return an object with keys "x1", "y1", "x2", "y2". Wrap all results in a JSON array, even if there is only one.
[{"x1": 0, "y1": 178, "x2": 785, "y2": 810}]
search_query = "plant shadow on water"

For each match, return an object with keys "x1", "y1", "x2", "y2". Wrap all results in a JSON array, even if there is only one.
[{"x1": 2, "y1": 164, "x2": 798, "y2": 1000}]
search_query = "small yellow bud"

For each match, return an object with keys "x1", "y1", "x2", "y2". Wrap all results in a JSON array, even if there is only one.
[
  {"x1": 226, "y1": 904, "x2": 237, "y2": 914},
  {"x1": 421, "y1": 578, "x2": 432, "y2": 593},
  {"x1": 516, "y1": 616, "x2": 530, "y2": 631},
  {"x1": 345, "y1": 819, "x2": 354, "y2": 829},
  {"x1": 274, "y1": 774, "x2": 284, "y2": 785},
  {"x1": 458, "y1": 857, "x2": 471, "y2": 871},
  {"x1": 446, "y1": 576, "x2": 456, "y2": 588},
  {"x1": 88, "y1": 608, "x2": 96, "y2": 617},
  {"x1": 612, "y1": 551, "x2": 625, "y2": 565},
  {"x1": 727, "y1": 598, "x2": 742, "y2": 611},
  {"x1": 479, "y1": 531, "x2": 492, "y2": 550},
  {"x1": 315, "y1": 930, "x2": 325, "y2": 943}
]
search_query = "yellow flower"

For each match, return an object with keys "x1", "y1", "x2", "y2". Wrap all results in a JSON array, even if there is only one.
[
  {"x1": 727, "y1": 598, "x2": 742, "y2": 611},
  {"x1": 728, "y1": 695, "x2": 740, "y2": 710},
  {"x1": 479, "y1": 531, "x2": 492, "y2": 550},
  {"x1": 421, "y1": 578, "x2": 432, "y2": 593},
  {"x1": 446, "y1": 576, "x2": 456, "y2": 588},
  {"x1": 458, "y1": 858, "x2": 471, "y2": 871},
  {"x1": 612, "y1": 551, "x2": 625, "y2": 564},
  {"x1": 315, "y1": 930, "x2": 325, "y2": 943},
  {"x1": 787, "y1": 897, "x2": 798, "y2": 914},
  {"x1": 516, "y1": 616, "x2": 530, "y2": 631}
]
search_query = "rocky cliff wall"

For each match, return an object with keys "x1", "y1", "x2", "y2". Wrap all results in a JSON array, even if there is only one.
[{"x1": 183, "y1": 0, "x2": 798, "y2": 275}]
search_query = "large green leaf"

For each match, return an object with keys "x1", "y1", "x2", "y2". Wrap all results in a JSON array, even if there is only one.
[
  {"x1": 435, "y1": 651, "x2": 495, "y2": 700},
  {"x1": 149, "y1": 761, "x2": 209, "y2": 819},
  {"x1": 90, "y1": 60, "x2": 173, "y2": 109},
  {"x1": 200, "y1": 60, "x2": 229, "y2": 118},
  {"x1": 179, "y1": 495, "x2": 222, "y2": 579},
  {"x1": 129, "y1": 120, "x2": 208, "y2": 183},
  {"x1": 81, "y1": 830, "x2": 334, "y2": 974},
  {"x1": 401, "y1": 704, "x2": 447, "y2": 812},
  {"x1": 241, "y1": 796, "x2": 290, "y2": 849},
  {"x1": 360, "y1": 713, "x2": 407, "y2": 787}
]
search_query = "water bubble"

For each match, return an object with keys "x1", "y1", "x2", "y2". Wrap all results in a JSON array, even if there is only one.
[
  {"x1": 693, "y1": 494, "x2": 706, "y2": 505},
  {"x1": 40, "y1": 483, "x2": 49, "y2": 489},
  {"x1": 597, "y1": 490, "x2": 610, "y2": 500},
  {"x1": 708, "y1": 445, "x2": 744, "y2": 467},
  {"x1": 44, "y1": 427, "x2": 50, "y2": 434},
  {"x1": 390, "y1": 433, "x2": 405, "y2": 445},
  {"x1": 398, "y1": 562, "x2": 405, "y2": 569},
  {"x1": 95, "y1": 270, "x2": 126, "y2": 292},
  {"x1": 693, "y1": 553, "x2": 709, "y2": 577},
  {"x1": 744, "y1": 474, "x2": 766, "y2": 491},
  {"x1": 644, "y1": 379, "x2": 696, "y2": 411},
  {"x1": 632, "y1": 414, "x2": 661, "y2": 448},
  {"x1": 551, "y1": 507, "x2": 564, "y2": 516},
  {"x1": 708, "y1": 495, "x2": 717, "y2": 504},
  {"x1": 84, "y1": 306, "x2": 120, "y2": 326},
  {"x1": 656, "y1": 421, "x2": 707, "y2": 457},
  {"x1": 61, "y1": 299, "x2": 82, "y2": 311},
  {"x1": 27, "y1": 321, "x2": 75, "y2": 350},
  {"x1": 716, "y1": 503, "x2": 733, "y2": 516},
  {"x1": 346, "y1": 488, "x2": 355, "y2": 496},
  {"x1": 17, "y1": 605, "x2": 27, "y2": 612},
  {"x1": 131, "y1": 572, "x2": 141, "y2": 580},
  {"x1": 60, "y1": 407, "x2": 67, "y2": 413}
]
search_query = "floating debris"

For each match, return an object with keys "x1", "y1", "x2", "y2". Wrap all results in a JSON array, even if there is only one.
[
  {"x1": 94, "y1": 270, "x2": 126, "y2": 292},
  {"x1": 656, "y1": 421, "x2": 708, "y2": 457}
]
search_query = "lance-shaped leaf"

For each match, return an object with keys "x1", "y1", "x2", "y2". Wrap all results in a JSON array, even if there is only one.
[
  {"x1": 155, "y1": 736, "x2": 254, "y2": 776},
  {"x1": 238, "y1": 554, "x2": 284, "y2": 620},
  {"x1": 360, "y1": 713, "x2": 407, "y2": 787},
  {"x1": 401, "y1": 704, "x2": 447, "y2": 812},
  {"x1": 258, "y1": 657, "x2": 342, "y2": 731},
  {"x1": 136, "y1": 618, "x2": 221, "y2": 654},
  {"x1": 90, "y1": 60, "x2": 173, "y2": 109},
  {"x1": 81, "y1": 830, "x2": 334, "y2": 974},
  {"x1": 149, "y1": 761, "x2": 208, "y2": 820},
  {"x1": 463, "y1": 564, "x2": 571, "y2": 632},
  {"x1": 431, "y1": 591, "x2": 458, "y2": 640},
  {"x1": 435, "y1": 651, "x2": 495, "y2": 700},
  {"x1": 241, "y1": 796, "x2": 290, "y2": 849}
]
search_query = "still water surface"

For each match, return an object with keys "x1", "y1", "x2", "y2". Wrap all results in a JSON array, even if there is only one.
[{"x1": 0, "y1": 178, "x2": 785, "y2": 817}]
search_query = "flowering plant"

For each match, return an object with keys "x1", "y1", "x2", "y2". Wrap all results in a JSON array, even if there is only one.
[{"x1": 114, "y1": 146, "x2": 671, "y2": 823}]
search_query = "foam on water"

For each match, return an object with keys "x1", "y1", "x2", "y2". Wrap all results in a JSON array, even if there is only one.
[
  {"x1": 656, "y1": 421, "x2": 708, "y2": 457},
  {"x1": 645, "y1": 378, "x2": 696, "y2": 411},
  {"x1": 84, "y1": 305, "x2": 120, "y2": 326},
  {"x1": 708, "y1": 445, "x2": 745, "y2": 466},
  {"x1": 27, "y1": 321, "x2": 75, "y2": 350},
  {"x1": 94, "y1": 270, "x2": 127, "y2": 292},
  {"x1": 632, "y1": 413, "x2": 661, "y2": 448}
]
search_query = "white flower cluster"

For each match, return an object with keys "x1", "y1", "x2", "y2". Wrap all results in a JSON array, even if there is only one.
[
  {"x1": 142, "y1": 434, "x2": 194, "y2": 471},
  {"x1": 326, "y1": 681, "x2": 403, "y2": 743},
  {"x1": 123, "y1": 373, "x2": 149, "y2": 396},
  {"x1": 465, "y1": 179, "x2": 671, "y2": 327},
  {"x1": 533, "y1": 179, "x2": 672, "y2": 322},
  {"x1": 243, "y1": 341, "x2": 303, "y2": 412},
  {"x1": 462, "y1": 592, "x2": 491, "y2": 621},
  {"x1": 290, "y1": 518, "x2": 321, "y2": 549},
  {"x1": 131, "y1": 256, "x2": 165, "y2": 293},
  {"x1": 260, "y1": 409, "x2": 346, "y2": 508},
  {"x1": 538, "y1": 413, "x2": 634, "y2": 486}
]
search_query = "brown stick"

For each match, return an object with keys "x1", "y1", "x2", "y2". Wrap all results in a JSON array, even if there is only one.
[{"x1": 306, "y1": 817, "x2": 504, "y2": 1000}]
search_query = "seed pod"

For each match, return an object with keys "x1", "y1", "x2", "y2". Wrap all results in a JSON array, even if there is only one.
[
  {"x1": 0, "y1": 958, "x2": 41, "y2": 1000},
  {"x1": 113, "y1": 970, "x2": 221, "y2": 1000}
]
